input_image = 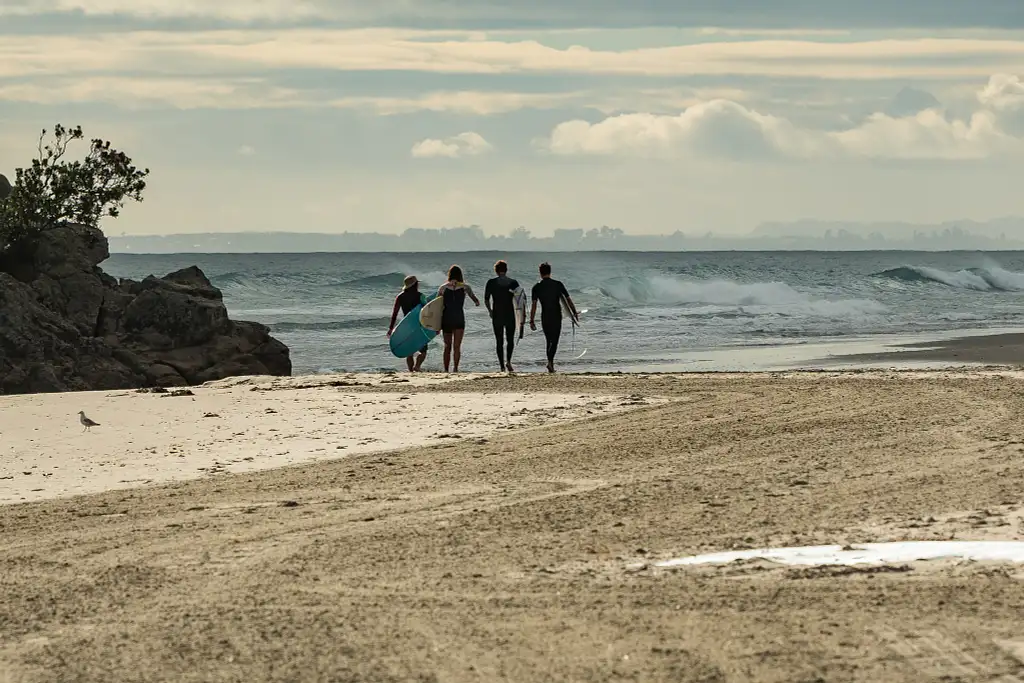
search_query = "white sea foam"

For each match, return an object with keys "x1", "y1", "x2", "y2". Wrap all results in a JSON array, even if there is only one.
[{"x1": 599, "y1": 274, "x2": 886, "y2": 319}]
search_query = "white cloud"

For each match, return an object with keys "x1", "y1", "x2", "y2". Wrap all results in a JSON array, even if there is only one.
[
  {"x1": 977, "y1": 73, "x2": 1024, "y2": 134},
  {"x1": 410, "y1": 132, "x2": 493, "y2": 158},
  {"x1": 0, "y1": 68, "x2": 759, "y2": 113},
  {"x1": 0, "y1": 31, "x2": 1022, "y2": 81},
  {"x1": 237, "y1": 144, "x2": 256, "y2": 155},
  {"x1": 329, "y1": 90, "x2": 583, "y2": 115},
  {"x1": 3, "y1": 0, "x2": 1023, "y2": 30},
  {"x1": 0, "y1": 76, "x2": 306, "y2": 109},
  {"x1": 542, "y1": 75, "x2": 1024, "y2": 160}
]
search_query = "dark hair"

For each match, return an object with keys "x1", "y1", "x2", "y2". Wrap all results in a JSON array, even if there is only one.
[
  {"x1": 538, "y1": 262, "x2": 552, "y2": 277},
  {"x1": 494, "y1": 260, "x2": 508, "y2": 274},
  {"x1": 447, "y1": 264, "x2": 463, "y2": 282}
]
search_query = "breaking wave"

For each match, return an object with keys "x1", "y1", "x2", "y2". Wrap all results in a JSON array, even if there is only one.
[
  {"x1": 875, "y1": 265, "x2": 1024, "y2": 292},
  {"x1": 597, "y1": 275, "x2": 886, "y2": 318}
]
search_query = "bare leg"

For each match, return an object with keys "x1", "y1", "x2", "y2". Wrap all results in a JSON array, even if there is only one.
[
  {"x1": 405, "y1": 356, "x2": 415, "y2": 372},
  {"x1": 442, "y1": 331, "x2": 453, "y2": 372},
  {"x1": 452, "y1": 328, "x2": 464, "y2": 372},
  {"x1": 414, "y1": 350, "x2": 427, "y2": 371}
]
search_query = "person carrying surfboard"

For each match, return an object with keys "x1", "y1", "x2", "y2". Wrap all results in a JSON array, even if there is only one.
[
  {"x1": 437, "y1": 265, "x2": 480, "y2": 373},
  {"x1": 530, "y1": 262, "x2": 579, "y2": 373},
  {"x1": 387, "y1": 275, "x2": 429, "y2": 372},
  {"x1": 484, "y1": 260, "x2": 521, "y2": 373}
]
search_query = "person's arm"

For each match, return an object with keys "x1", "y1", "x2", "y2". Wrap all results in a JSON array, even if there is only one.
[
  {"x1": 466, "y1": 284, "x2": 481, "y2": 306},
  {"x1": 387, "y1": 296, "x2": 401, "y2": 336},
  {"x1": 483, "y1": 280, "x2": 493, "y2": 317}
]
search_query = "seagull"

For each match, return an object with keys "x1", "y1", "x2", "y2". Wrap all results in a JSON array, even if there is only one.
[{"x1": 79, "y1": 411, "x2": 100, "y2": 431}]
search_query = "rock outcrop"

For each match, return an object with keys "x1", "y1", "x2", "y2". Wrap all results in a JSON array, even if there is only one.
[{"x1": 0, "y1": 223, "x2": 290, "y2": 394}]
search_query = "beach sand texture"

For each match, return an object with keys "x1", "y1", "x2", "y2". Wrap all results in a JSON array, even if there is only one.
[
  {"x1": 0, "y1": 373, "x2": 648, "y2": 505},
  {"x1": 3, "y1": 370, "x2": 1024, "y2": 681}
]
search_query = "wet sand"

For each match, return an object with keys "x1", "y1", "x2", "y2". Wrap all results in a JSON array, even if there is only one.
[
  {"x1": 829, "y1": 331, "x2": 1024, "y2": 367},
  {"x1": 4, "y1": 370, "x2": 1024, "y2": 681}
]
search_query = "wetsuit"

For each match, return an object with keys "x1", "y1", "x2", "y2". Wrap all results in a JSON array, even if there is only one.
[
  {"x1": 396, "y1": 288, "x2": 428, "y2": 356},
  {"x1": 438, "y1": 283, "x2": 474, "y2": 333},
  {"x1": 485, "y1": 274, "x2": 520, "y2": 368},
  {"x1": 531, "y1": 277, "x2": 571, "y2": 365}
]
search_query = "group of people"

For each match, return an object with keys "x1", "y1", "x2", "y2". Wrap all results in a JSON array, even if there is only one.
[{"x1": 387, "y1": 260, "x2": 579, "y2": 374}]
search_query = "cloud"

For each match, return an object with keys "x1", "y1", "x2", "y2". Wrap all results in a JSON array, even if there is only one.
[
  {"x1": 0, "y1": 76, "x2": 306, "y2": 109},
  {"x1": 3, "y1": 0, "x2": 1023, "y2": 30},
  {"x1": 542, "y1": 75, "x2": 1024, "y2": 160},
  {"x1": 0, "y1": 31, "x2": 1022, "y2": 82},
  {"x1": 977, "y1": 73, "x2": 1024, "y2": 134},
  {"x1": 237, "y1": 144, "x2": 255, "y2": 155},
  {"x1": 410, "y1": 132, "x2": 493, "y2": 158},
  {"x1": 329, "y1": 90, "x2": 584, "y2": 116}
]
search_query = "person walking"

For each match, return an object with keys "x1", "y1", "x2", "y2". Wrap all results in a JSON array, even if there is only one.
[
  {"x1": 437, "y1": 264, "x2": 480, "y2": 372},
  {"x1": 484, "y1": 259, "x2": 520, "y2": 373},
  {"x1": 386, "y1": 275, "x2": 429, "y2": 372},
  {"x1": 529, "y1": 261, "x2": 579, "y2": 373}
]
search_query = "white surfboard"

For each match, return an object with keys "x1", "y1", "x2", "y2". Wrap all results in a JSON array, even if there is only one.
[
  {"x1": 419, "y1": 295, "x2": 445, "y2": 332},
  {"x1": 513, "y1": 286, "x2": 528, "y2": 332},
  {"x1": 560, "y1": 293, "x2": 586, "y2": 359},
  {"x1": 560, "y1": 294, "x2": 579, "y2": 325}
]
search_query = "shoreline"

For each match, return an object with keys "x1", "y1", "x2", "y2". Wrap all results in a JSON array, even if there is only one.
[{"x1": 822, "y1": 331, "x2": 1024, "y2": 367}]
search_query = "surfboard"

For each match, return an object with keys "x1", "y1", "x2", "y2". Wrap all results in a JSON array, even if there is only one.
[
  {"x1": 389, "y1": 303, "x2": 438, "y2": 358},
  {"x1": 513, "y1": 286, "x2": 528, "y2": 334},
  {"x1": 559, "y1": 293, "x2": 587, "y2": 359},
  {"x1": 419, "y1": 294, "x2": 445, "y2": 332},
  {"x1": 560, "y1": 293, "x2": 579, "y2": 325}
]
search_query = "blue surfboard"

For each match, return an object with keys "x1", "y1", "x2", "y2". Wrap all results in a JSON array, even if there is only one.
[{"x1": 389, "y1": 303, "x2": 438, "y2": 358}]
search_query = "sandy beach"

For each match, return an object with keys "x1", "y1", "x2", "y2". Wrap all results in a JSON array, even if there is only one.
[{"x1": 4, "y1": 365, "x2": 1024, "y2": 681}]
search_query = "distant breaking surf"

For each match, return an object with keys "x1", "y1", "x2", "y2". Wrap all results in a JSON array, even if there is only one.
[{"x1": 875, "y1": 265, "x2": 1024, "y2": 292}]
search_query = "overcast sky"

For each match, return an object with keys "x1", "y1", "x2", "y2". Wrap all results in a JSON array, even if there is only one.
[{"x1": 1, "y1": 1, "x2": 1022, "y2": 236}]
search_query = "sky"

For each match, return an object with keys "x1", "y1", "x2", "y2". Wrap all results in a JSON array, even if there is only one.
[{"x1": 1, "y1": 1, "x2": 1023, "y2": 237}]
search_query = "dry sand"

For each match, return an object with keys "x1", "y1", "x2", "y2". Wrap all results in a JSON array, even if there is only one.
[
  {"x1": 0, "y1": 372, "x2": 649, "y2": 504},
  {"x1": 4, "y1": 370, "x2": 1024, "y2": 681}
]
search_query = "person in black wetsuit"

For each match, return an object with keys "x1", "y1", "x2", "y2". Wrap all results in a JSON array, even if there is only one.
[
  {"x1": 484, "y1": 260, "x2": 521, "y2": 373},
  {"x1": 530, "y1": 261, "x2": 579, "y2": 373},
  {"x1": 387, "y1": 274, "x2": 429, "y2": 372},
  {"x1": 437, "y1": 264, "x2": 480, "y2": 373}
]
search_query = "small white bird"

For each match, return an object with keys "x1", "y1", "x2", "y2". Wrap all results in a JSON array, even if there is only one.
[{"x1": 79, "y1": 411, "x2": 100, "y2": 431}]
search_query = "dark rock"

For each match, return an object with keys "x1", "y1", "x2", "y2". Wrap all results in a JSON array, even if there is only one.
[{"x1": 0, "y1": 223, "x2": 290, "y2": 394}]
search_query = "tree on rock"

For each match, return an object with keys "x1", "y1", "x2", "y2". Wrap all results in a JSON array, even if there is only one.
[{"x1": 0, "y1": 125, "x2": 149, "y2": 251}]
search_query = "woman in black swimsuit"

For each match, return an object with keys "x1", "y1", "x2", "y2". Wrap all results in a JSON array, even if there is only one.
[
  {"x1": 437, "y1": 264, "x2": 480, "y2": 372},
  {"x1": 387, "y1": 274, "x2": 429, "y2": 372}
]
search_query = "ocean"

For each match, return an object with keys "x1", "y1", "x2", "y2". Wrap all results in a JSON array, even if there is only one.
[{"x1": 103, "y1": 251, "x2": 1024, "y2": 375}]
